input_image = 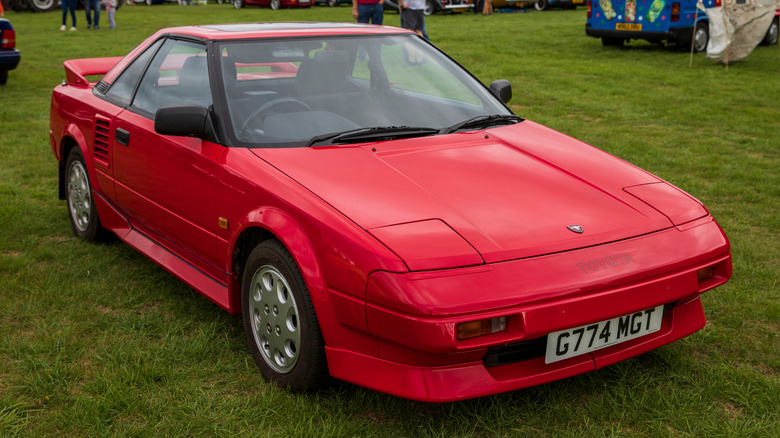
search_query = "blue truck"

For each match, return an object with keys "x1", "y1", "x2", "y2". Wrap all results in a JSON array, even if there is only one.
[{"x1": 585, "y1": 0, "x2": 716, "y2": 52}]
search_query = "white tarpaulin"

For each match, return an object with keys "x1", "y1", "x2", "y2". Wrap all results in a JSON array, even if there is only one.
[{"x1": 704, "y1": 0, "x2": 779, "y2": 63}]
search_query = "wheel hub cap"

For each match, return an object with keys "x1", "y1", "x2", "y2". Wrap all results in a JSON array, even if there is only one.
[
  {"x1": 67, "y1": 161, "x2": 91, "y2": 232},
  {"x1": 249, "y1": 265, "x2": 300, "y2": 374}
]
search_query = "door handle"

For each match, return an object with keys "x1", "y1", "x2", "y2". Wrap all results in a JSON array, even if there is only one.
[{"x1": 116, "y1": 128, "x2": 130, "y2": 146}]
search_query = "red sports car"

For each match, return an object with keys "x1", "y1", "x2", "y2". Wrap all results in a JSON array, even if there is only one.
[{"x1": 50, "y1": 23, "x2": 731, "y2": 402}]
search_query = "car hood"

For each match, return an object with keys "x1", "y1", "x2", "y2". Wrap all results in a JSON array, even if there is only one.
[{"x1": 253, "y1": 121, "x2": 689, "y2": 267}]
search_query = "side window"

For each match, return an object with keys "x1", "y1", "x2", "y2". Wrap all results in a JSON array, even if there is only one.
[
  {"x1": 132, "y1": 39, "x2": 211, "y2": 117},
  {"x1": 105, "y1": 39, "x2": 163, "y2": 106}
]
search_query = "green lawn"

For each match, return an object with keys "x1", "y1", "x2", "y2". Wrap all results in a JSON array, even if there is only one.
[{"x1": 1, "y1": 5, "x2": 778, "y2": 437}]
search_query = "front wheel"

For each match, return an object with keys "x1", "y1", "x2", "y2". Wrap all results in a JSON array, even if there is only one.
[
  {"x1": 326, "y1": 0, "x2": 338, "y2": 5},
  {"x1": 534, "y1": 0, "x2": 548, "y2": 11},
  {"x1": 65, "y1": 148, "x2": 109, "y2": 242},
  {"x1": 270, "y1": 0, "x2": 281, "y2": 9},
  {"x1": 233, "y1": 0, "x2": 243, "y2": 8},
  {"x1": 242, "y1": 240, "x2": 327, "y2": 392}
]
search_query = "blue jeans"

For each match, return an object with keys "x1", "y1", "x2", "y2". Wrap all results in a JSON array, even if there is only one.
[
  {"x1": 85, "y1": 0, "x2": 100, "y2": 28},
  {"x1": 61, "y1": 0, "x2": 77, "y2": 27},
  {"x1": 357, "y1": 3, "x2": 384, "y2": 25}
]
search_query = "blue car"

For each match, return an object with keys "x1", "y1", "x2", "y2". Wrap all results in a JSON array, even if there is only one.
[{"x1": 0, "y1": 18, "x2": 21, "y2": 85}]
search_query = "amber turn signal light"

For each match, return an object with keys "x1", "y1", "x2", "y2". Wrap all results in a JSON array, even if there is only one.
[
  {"x1": 457, "y1": 317, "x2": 507, "y2": 340},
  {"x1": 697, "y1": 266, "x2": 715, "y2": 281}
]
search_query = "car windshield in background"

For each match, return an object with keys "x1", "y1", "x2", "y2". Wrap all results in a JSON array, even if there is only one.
[{"x1": 216, "y1": 35, "x2": 514, "y2": 147}]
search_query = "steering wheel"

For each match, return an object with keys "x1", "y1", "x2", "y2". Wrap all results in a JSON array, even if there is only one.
[{"x1": 240, "y1": 97, "x2": 311, "y2": 134}]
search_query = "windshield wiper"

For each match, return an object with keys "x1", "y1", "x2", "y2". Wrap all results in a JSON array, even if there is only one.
[
  {"x1": 440, "y1": 115, "x2": 523, "y2": 135},
  {"x1": 306, "y1": 126, "x2": 439, "y2": 147}
]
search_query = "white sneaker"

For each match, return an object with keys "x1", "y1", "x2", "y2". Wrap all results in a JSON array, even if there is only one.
[
  {"x1": 70, "y1": 27, "x2": 77, "y2": 31},
  {"x1": 60, "y1": 25, "x2": 66, "y2": 31}
]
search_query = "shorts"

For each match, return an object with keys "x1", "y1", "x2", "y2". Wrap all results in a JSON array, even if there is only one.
[{"x1": 401, "y1": 9, "x2": 425, "y2": 32}]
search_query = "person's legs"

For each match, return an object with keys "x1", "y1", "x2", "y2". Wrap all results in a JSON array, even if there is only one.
[
  {"x1": 369, "y1": 3, "x2": 383, "y2": 25},
  {"x1": 68, "y1": 0, "x2": 77, "y2": 29},
  {"x1": 61, "y1": 0, "x2": 68, "y2": 29},
  {"x1": 84, "y1": 0, "x2": 92, "y2": 28},
  {"x1": 92, "y1": 0, "x2": 100, "y2": 28}
]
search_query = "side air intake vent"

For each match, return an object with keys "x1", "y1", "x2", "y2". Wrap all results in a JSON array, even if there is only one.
[{"x1": 93, "y1": 117, "x2": 111, "y2": 167}]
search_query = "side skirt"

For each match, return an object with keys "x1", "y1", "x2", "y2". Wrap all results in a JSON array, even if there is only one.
[{"x1": 93, "y1": 191, "x2": 232, "y2": 312}]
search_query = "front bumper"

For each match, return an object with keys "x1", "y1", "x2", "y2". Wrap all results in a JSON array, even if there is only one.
[
  {"x1": 326, "y1": 217, "x2": 731, "y2": 402},
  {"x1": 327, "y1": 296, "x2": 707, "y2": 402}
]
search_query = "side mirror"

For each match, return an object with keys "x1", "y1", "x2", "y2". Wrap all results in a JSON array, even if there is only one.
[
  {"x1": 154, "y1": 105, "x2": 210, "y2": 138},
  {"x1": 489, "y1": 79, "x2": 512, "y2": 104}
]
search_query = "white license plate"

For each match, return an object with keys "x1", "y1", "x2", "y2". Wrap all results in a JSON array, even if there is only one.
[{"x1": 545, "y1": 305, "x2": 664, "y2": 364}]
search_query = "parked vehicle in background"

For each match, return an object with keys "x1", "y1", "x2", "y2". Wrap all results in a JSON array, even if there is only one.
[
  {"x1": 534, "y1": 0, "x2": 582, "y2": 11},
  {"x1": 586, "y1": 0, "x2": 715, "y2": 52},
  {"x1": 384, "y1": 0, "x2": 472, "y2": 15},
  {"x1": 0, "y1": 18, "x2": 20, "y2": 85},
  {"x1": 233, "y1": 0, "x2": 311, "y2": 9}
]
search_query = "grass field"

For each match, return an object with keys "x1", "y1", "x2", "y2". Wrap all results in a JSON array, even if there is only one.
[{"x1": 1, "y1": 4, "x2": 778, "y2": 437}]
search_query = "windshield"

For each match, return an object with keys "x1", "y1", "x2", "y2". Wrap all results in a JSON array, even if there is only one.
[{"x1": 216, "y1": 34, "x2": 513, "y2": 147}]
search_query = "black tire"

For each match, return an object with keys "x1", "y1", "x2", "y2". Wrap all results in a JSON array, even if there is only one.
[
  {"x1": 242, "y1": 239, "x2": 327, "y2": 392},
  {"x1": 326, "y1": 0, "x2": 338, "y2": 6},
  {"x1": 270, "y1": 0, "x2": 280, "y2": 9},
  {"x1": 0, "y1": 71, "x2": 7, "y2": 86},
  {"x1": 65, "y1": 148, "x2": 109, "y2": 242},
  {"x1": 602, "y1": 37, "x2": 624, "y2": 47},
  {"x1": 692, "y1": 21, "x2": 709, "y2": 53},
  {"x1": 29, "y1": 0, "x2": 59, "y2": 12},
  {"x1": 233, "y1": 0, "x2": 243, "y2": 8},
  {"x1": 423, "y1": 0, "x2": 435, "y2": 15},
  {"x1": 760, "y1": 17, "x2": 779, "y2": 46},
  {"x1": 534, "y1": 0, "x2": 548, "y2": 11}
]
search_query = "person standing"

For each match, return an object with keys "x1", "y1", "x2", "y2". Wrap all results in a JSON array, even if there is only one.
[
  {"x1": 85, "y1": 0, "x2": 101, "y2": 30},
  {"x1": 60, "y1": 0, "x2": 77, "y2": 31},
  {"x1": 352, "y1": 0, "x2": 384, "y2": 25},
  {"x1": 104, "y1": 0, "x2": 117, "y2": 29}
]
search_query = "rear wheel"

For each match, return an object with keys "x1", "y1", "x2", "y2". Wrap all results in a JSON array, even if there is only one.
[
  {"x1": 0, "y1": 71, "x2": 7, "y2": 86},
  {"x1": 692, "y1": 21, "x2": 709, "y2": 53},
  {"x1": 326, "y1": 0, "x2": 338, "y2": 5},
  {"x1": 242, "y1": 240, "x2": 327, "y2": 392},
  {"x1": 233, "y1": 0, "x2": 243, "y2": 8},
  {"x1": 534, "y1": 0, "x2": 548, "y2": 11},
  {"x1": 270, "y1": 0, "x2": 281, "y2": 9},
  {"x1": 761, "y1": 17, "x2": 779, "y2": 46},
  {"x1": 65, "y1": 148, "x2": 109, "y2": 242}
]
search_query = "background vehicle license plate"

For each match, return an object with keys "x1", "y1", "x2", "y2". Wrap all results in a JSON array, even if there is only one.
[
  {"x1": 616, "y1": 23, "x2": 643, "y2": 31},
  {"x1": 545, "y1": 305, "x2": 664, "y2": 364}
]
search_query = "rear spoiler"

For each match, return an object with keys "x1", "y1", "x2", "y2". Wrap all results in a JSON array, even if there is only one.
[{"x1": 63, "y1": 57, "x2": 124, "y2": 87}]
